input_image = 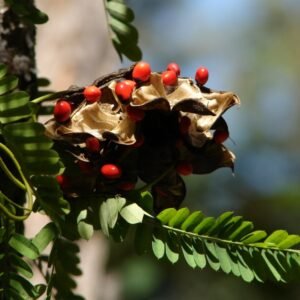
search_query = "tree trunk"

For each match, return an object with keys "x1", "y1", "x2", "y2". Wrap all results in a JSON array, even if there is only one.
[{"x1": 0, "y1": 0, "x2": 37, "y2": 96}]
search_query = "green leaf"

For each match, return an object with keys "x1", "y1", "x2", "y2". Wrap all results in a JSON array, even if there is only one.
[
  {"x1": 0, "y1": 91, "x2": 29, "y2": 111},
  {"x1": 192, "y1": 239, "x2": 206, "y2": 269},
  {"x1": 99, "y1": 197, "x2": 126, "y2": 236},
  {"x1": 165, "y1": 231, "x2": 179, "y2": 264},
  {"x1": 156, "y1": 208, "x2": 177, "y2": 225},
  {"x1": 106, "y1": 197, "x2": 126, "y2": 228},
  {"x1": 31, "y1": 222, "x2": 58, "y2": 254},
  {"x1": 112, "y1": 35, "x2": 142, "y2": 61},
  {"x1": 106, "y1": 1, "x2": 135, "y2": 22},
  {"x1": 9, "y1": 273, "x2": 41, "y2": 298},
  {"x1": 203, "y1": 240, "x2": 220, "y2": 271},
  {"x1": 109, "y1": 16, "x2": 138, "y2": 43},
  {"x1": 240, "y1": 230, "x2": 267, "y2": 244},
  {"x1": 9, "y1": 233, "x2": 39, "y2": 259},
  {"x1": 168, "y1": 207, "x2": 190, "y2": 228},
  {"x1": 214, "y1": 243, "x2": 232, "y2": 274},
  {"x1": 277, "y1": 235, "x2": 300, "y2": 249},
  {"x1": 0, "y1": 75, "x2": 18, "y2": 95},
  {"x1": 78, "y1": 222, "x2": 94, "y2": 240},
  {"x1": 77, "y1": 209, "x2": 88, "y2": 223},
  {"x1": 77, "y1": 208, "x2": 94, "y2": 240},
  {"x1": 193, "y1": 217, "x2": 215, "y2": 234},
  {"x1": 228, "y1": 221, "x2": 254, "y2": 241},
  {"x1": 208, "y1": 211, "x2": 234, "y2": 235},
  {"x1": 0, "y1": 64, "x2": 8, "y2": 78},
  {"x1": 181, "y1": 211, "x2": 204, "y2": 231},
  {"x1": 105, "y1": 0, "x2": 142, "y2": 61},
  {"x1": 120, "y1": 203, "x2": 148, "y2": 224},
  {"x1": 261, "y1": 249, "x2": 282, "y2": 282},
  {"x1": 265, "y1": 230, "x2": 289, "y2": 246},
  {"x1": 219, "y1": 216, "x2": 243, "y2": 238},
  {"x1": 152, "y1": 230, "x2": 165, "y2": 259},
  {"x1": 100, "y1": 201, "x2": 110, "y2": 236},
  {"x1": 181, "y1": 236, "x2": 196, "y2": 268},
  {"x1": 236, "y1": 247, "x2": 255, "y2": 282},
  {"x1": 10, "y1": 254, "x2": 33, "y2": 278}
]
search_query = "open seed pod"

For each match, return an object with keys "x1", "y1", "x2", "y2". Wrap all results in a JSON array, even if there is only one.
[{"x1": 45, "y1": 63, "x2": 240, "y2": 211}]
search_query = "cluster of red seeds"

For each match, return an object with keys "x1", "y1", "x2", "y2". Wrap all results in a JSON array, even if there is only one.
[{"x1": 54, "y1": 62, "x2": 229, "y2": 190}]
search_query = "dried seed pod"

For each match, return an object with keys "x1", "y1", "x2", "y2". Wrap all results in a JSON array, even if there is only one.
[{"x1": 44, "y1": 64, "x2": 240, "y2": 211}]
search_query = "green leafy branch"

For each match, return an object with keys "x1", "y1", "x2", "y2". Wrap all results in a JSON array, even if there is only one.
[
  {"x1": 104, "y1": 0, "x2": 142, "y2": 61},
  {"x1": 0, "y1": 64, "x2": 69, "y2": 223},
  {"x1": 0, "y1": 63, "x2": 76, "y2": 298},
  {"x1": 100, "y1": 197, "x2": 300, "y2": 283},
  {"x1": 4, "y1": 0, "x2": 48, "y2": 24}
]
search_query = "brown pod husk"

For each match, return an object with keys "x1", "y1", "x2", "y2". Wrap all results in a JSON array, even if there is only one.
[{"x1": 44, "y1": 64, "x2": 240, "y2": 210}]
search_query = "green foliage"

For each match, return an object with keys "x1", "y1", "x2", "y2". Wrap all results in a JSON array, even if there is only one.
[
  {"x1": 105, "y1": 0, "x2": 142, "y2": 61},
  {"x1": 0, "y1": 221, "x2": 58, "y2": 299},
  {"x1": 47, "y1": 238, "x2": 84, "y2": 300},
  {"x1": 100, "y1": 198, "x2": 300, "y2": 283},
  {"x1": 5, "y1": 0, "x2": 48, "y2": 24},
  {"x1": 0, "y1": 66, "x2": 31, "y2": 124},
  {"x1": 0, "y1": 63, "x2": 73, "y2": 298}
]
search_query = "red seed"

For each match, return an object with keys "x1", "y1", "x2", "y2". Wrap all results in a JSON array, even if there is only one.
[
  {"x1": 124, "y1": 80, "x2": 136, "y2": 89},
  {"x1": 115, "y1": 81, "x2": 133, "y2": 102},
  {"x1": 167, "y1": 62, "x2": 181, "y2": 76},
  {"x1": 56, "y1": 174, "x2": 70, "y2": 189},
  {"x1": 100, "y1": 164, "x2": 122, "y2": 179},
  {"x1": 179, "y1": 116, "x2": 191, "y2": 135},
  {"x1": 54, "y1": 100, "x2": 72, "y2": 123},
  {"x1": 86, "y1": 137, "x2": 101, "y2": 153},
  {"x1": 176, "y1": 161, "x2": 193, "y2": 176},
  {"x1": 83, "y1": 85, "x2": 102, "y2": 103},
  {"x1": 213, "y1": 130, "x2": 229, "y2": 144},
  {"x1": 195, "y1": 67, "x2": 209, "y2": 85},
  {"x1": 132, "y1": 61, "x2": 151, "y2": 82},
  {"x1": 161, "y1": 70, "x2": 177, "y2": 86},
  {"x1": 126, "y1": 106, "x2": 145, "y2": 122},
  {"x1": 118, "y1": 181, "x2": 136, "y2": 191}
]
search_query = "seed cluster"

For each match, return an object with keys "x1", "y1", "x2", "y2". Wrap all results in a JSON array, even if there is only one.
[{"x1": 47, "y1": 62, "x2": 240, "y2": 212}]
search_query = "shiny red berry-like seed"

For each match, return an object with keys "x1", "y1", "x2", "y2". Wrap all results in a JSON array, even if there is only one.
[
  {"x1": 86, "y1": 137, "x2": 101, "y2": 153},
  {"x1": 124, "y1": 80, "x2": 136, "y2": 89},
  {"x1": 56, "y1": 175, "x2": 70, "y2": 189},
  {"x1": 100, "y1": 164, "x2": 122, "y2": 179},
  {"x1": 195, "y1": 67, "x2": 209, "y2": 85},
  {"x1": 118, "y1": 181, "x2": 136, "y2": 191},
  {"x1": 161, "y1": 70, "x2": 177, "y2": 86},
  {"x1": 54, "y1": 100, "x2": 72, "y2": 123},
  {"x1": 132, "y1": 61, "x2": 151, "y2": 82},
  {"x1": 179, "y1": 116, "x2": 191, "y2": 135},
  {"x1": 83, "y1": 85, "x2": 102, "y2": 103},
  {"x1": 176, "y1": 161, "x2": 193, "y2": 176},
  {"x1": 167, "y1": 62, "x2": 181, "y2": 76},
  {"x1": 115, "y1": 81, "x2": 133, "y2": 102},
  {"x1": 126, "y1": 106, "x2": 145, "y2": 122},
  {"x1": 213, "y1": 130, "x2": 229, "y2": 144}
]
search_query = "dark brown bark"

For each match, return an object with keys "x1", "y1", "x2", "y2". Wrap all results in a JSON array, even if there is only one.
[{"x1": 0, "y1": 0, "x2": 37, "y2": 96}]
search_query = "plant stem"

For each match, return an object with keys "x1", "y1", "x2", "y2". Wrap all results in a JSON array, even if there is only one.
[
  {"x1": 31, "y1": 91, "x2": 66, "y2": 104},
  {"x1": 0, "y1": 143, "x2": 33, "y2": 220},
  {"x1": 0, "y1": 157, "x2": 26, "y2": 190}
]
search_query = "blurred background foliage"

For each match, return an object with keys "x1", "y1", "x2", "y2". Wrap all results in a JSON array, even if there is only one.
[{"x1": 35, "y1": 0, "x2": 300, "y2": 299}]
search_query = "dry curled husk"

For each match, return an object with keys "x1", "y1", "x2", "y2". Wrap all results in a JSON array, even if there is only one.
[{"x1": 45, "y1": 65, "x2": 240, "y2": 211}]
